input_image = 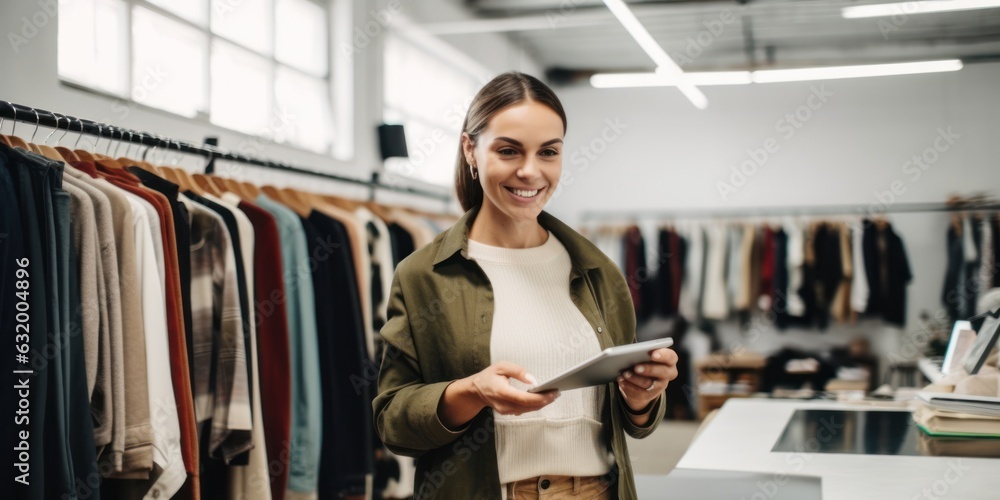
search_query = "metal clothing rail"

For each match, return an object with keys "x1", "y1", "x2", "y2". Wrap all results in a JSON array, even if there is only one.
[
  {"x1": 580, "y1": 201, "x2": 1000, "y2": 222},
  {"x1": 0, "y1": 101, "x2": 452, "y2": 202}
]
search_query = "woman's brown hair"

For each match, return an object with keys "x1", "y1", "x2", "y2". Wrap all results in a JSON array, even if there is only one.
[{"x1": 454, "y1": 72, "x2": 567, "y2": 212}]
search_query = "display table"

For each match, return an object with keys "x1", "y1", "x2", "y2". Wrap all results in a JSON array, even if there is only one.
[{"x1": 667, "y1": 398, "x2": 1000, "y2": 499}]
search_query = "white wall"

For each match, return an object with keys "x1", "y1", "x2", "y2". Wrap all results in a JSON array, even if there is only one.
[
  {"x1": 546, "y1": 62, "x2": 1000, "y2": 375},
  {"x1": 547, "y1": 62, "x2": 1000, "y2": 223}
]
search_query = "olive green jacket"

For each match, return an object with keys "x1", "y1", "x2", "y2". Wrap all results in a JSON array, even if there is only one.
[{"x1": 372, "y1": 205, "x2": 665, "y2": 499}]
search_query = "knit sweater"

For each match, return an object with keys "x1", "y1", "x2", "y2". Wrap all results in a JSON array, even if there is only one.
[{"x1": 467, "y1": 231, "x2": 613, "y2": 485}]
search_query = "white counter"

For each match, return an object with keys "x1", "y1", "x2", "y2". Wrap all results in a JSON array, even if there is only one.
[{"x1": 673, "y1": 398, "x2": 1000, "y2": 500}]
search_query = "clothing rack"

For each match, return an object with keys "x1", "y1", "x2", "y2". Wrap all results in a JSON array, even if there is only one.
[
  {"x1": 581, "y1": 201, "x2": 1000, "y2": 223},
  {"x1": 0, "y1": 100, "x2": 452, "y2": 203}
]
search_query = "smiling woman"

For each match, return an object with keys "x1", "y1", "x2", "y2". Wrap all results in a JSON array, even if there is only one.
[
  {"x1": 460, "y1": 83, "x2": 566, "y2": 248},
  {"x1": 373, "y1": 72, "x2": 678, "y2": 500},
  {"x1": 454, "y1": 73, "x2": 568, "y2": 220}
]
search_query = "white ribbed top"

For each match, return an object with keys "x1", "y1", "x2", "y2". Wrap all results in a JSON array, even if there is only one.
[{"x1": 467, "y1": 232, "x2": 612, "y2": 485}]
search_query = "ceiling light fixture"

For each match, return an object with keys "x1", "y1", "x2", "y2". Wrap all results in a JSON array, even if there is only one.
[
  {"x1": 591, "y1": 71, "x2": 752, "y2": 88},
  {"x1": 602, "y1": 0, "x2": 708, "y2": 109},
  {"x1": 590, "y1": 59, "x2": 963, "y2": 88},
  {"x1": 843, "y1": 0, "x2": 1000, "y2": 18},
  {"x1": 750, "y1": 59, "x2": 963, "y2": 83}
]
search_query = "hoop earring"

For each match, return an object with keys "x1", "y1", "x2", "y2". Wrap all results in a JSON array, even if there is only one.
[{"x1": 470, "y1": 164, "x2": 478, "y2": 180}]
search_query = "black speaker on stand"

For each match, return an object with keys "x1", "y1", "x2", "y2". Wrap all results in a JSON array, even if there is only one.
[
  {"x1": 203, "y1": 136, "x2": 218, "y2": 174},
  {"x1": 373, "y1": 124, "x2": 409, "y2": 200}
]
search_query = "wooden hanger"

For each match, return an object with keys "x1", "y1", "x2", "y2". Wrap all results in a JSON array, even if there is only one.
[
  {"x1": 74, "y1": 149, "x2": 96, "y2": 162},
  {"x1": 363, "y1": 201, "x2": 394, "y2": 222},
  {"x1": 192, "y1": 173, "x2": 225, "y2": 197},
  {"x1": 113, "y1": 130, "x2": 141, "y2": 168},
  {"x1": 157, "y1": 161, "x2": 197, "y2": 193},
  {"x1": 260, "y1": 184, "x2": 282, "y2": 201},
  {"x1": 180, "y1": 168, "x2": 201, "y2": 194},
  {"x1": 233, "y1": 179, "x2": 254, "y2": 200},
  {"x1": 123, "y1": 133, "x2": 162, "y2": 175},
  {"x1": 6, "y1": 135, "x2": 29, "y2": 150},
  {"x1": 240, "y1": 181, "x2": 261, "y2": 199},
  {"x1": 95, "y1": 156, "x2": 125, "y2": 170},
  {"x1": 172, "y1": 167, "x2": 202, "y2": 194},
  {"x1": 406, "y1": 205, "x2": 453, "y2": 220},
  {"x1": 176, "y1": 169, "x2": 202, "y2": 195},
  {"x1": 35, "y1": 114, "x2": 68, "y2": 162},
  {"x1": 190, "y1": 150, "x2": 229, "y2": 197},
  {"x1": 208, "y1": 176, "x2": 234, "y2": 195},
  {"x1": 22, "y1": 109, "x2": 44, "y2": 154},
  {"x1": 38, "y1": 146, "x2": 65, "y2": 162},
  {"x1": 317, "y1": 193, "x2": 357, "y2": 211},
  {"x1": 1, "y1": 103, "x2": 30, "y2": 150},
  {"x1": 0, "y1": 108, "x2": 11, "y2": 146},
  {"x1": 211, "y1": 176, "x2": 253, "y2": 202},
  {"x1": 98, "y1": 128, "x2": 132, "y2": 169},
  {"x1": 280, "y1": 187, "x2": 315, "y2": 217},
  {"x1": 159, "y1": 165, "x2": 181, "y2": 184},
  {"x1": 91, "y1": 128, "x2": 121, "y2": 164},
  {"x1": 120, "y1": 155, "x2": 150, "y2": 171},
  {"x1": 27, "y1": 115, "x2": 42, "y2": 154},
  {"x1": 260, "y1": 185, "x2": 308, "y2": 216},
  {"x1": 45, "y1": 113, "x2": 79, "y2": 163},
  {"x1": 54, "y1": 115, "x2": 82, "y2": 162},
  {"x1": 157, "y1": 140, "x2": 202, "y2": 194},
  {"x1": 127, "y1": 158, "x2": 158, "y2": 174},
  {"x1": 56, "y1": 146, "x2": 83, "y2": 161},
  {"x1": 72, "y1": 120, "x2": 106, "y2": 163}
]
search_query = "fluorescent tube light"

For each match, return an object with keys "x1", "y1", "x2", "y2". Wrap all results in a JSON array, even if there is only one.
[
  {"x1": 843, "y1": 0, "x2": 1000, "y2": 18},
  {"x1": 590, "y1": 60, "x2": 963, "y2": 89},
  {"x1": 602, "y1": 0, "x2": 708, "y2": 109},
  {"x1": 750, "y1": 59, "x2": 963, "y2": 83},
  {"x1": 591, "y1": 71, "x2": 752, "y2": 88}
]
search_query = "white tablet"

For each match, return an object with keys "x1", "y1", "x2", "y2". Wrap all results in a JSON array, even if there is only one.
[{"x1": 527, "y1": 337, "x2": 674, "y2": 393}]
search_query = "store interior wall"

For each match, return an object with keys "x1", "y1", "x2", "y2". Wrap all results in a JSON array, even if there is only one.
[
  {"x1": 545, "y1": 63, "x2": 1000, "y2": 379},
  {"x1": 546, "y1": 63, "x2": 1000, "y2": 223}
]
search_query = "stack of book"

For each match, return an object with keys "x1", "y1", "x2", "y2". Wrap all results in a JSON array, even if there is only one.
[{"x1": 913, "y1": 393, "x2": 1000, "y2": 458}]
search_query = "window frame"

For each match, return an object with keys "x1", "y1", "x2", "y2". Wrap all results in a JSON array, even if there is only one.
[
  {"x1": 382, "y1": 19, "x2": 490, "y2": 186},
  {"x1": 57, "y1": 0, "x2": 341, "y2": 157}
]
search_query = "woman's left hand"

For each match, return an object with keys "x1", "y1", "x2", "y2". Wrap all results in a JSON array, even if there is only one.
[{"x1": 617, "y1": 347, "x2": 678, "y2": 412}]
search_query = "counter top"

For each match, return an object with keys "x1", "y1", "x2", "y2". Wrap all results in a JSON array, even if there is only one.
[{"x1": 672, "y1": 398, "x2": 1000, "y2": 499}]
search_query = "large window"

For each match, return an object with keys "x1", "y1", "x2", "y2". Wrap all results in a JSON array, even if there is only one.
[
  {"x1": 59, "y1": 0, "x2": 338, "y2": 155},
  {"x1": 383, "y1": 27, "x2": 487, "y2": 187}
]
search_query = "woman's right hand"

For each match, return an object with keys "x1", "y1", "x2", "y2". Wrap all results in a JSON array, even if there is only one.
[
  {"x1": 439, "y1": 361, "x2": 560, "y2": 430},
  {"x1": 469, "y1": 361, "x2": 560, "y2": 416}
]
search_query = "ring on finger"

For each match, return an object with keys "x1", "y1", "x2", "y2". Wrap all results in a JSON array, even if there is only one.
[{"x1": 646, "y1": 380, "x2": 656, "y2": 391}]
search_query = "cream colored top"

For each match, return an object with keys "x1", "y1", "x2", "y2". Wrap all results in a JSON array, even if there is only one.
[{"x1": 468, "y1": 232, "x2": 613, "y2": 487}]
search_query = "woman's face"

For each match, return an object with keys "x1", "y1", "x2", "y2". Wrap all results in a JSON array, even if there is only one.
[{"x1": 464, "y1": 100, "x2": 564, "y2": 223}]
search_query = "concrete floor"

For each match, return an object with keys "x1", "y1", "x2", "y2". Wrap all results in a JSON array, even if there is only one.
[{"x1": 626, "y1": 420, "x2": 702, "y2": 475}]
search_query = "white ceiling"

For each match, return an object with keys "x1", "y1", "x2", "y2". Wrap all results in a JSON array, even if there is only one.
[{"x1": 423, "y1": 0, "x2": 1000, "y2": 78}]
